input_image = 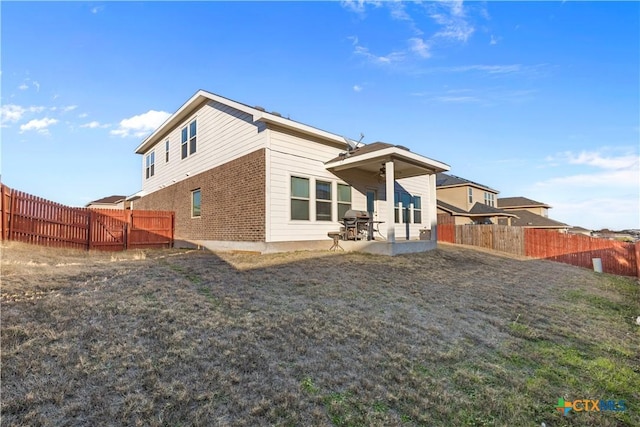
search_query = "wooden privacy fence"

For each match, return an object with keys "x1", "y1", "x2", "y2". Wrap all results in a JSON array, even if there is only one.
[
  {"x1": 438, "y1": 224, "x2": 526, "y2": 256},
  {"x1": 1, "y1": 184, "x2": 174, "y2": 251},
  {"x1": 438, "y1": 224, "x2": 639, "y2": 277}
]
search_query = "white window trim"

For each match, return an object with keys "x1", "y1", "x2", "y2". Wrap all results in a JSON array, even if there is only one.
[
  {"x1": 337, "y1": 182, "x2": 352, "y2": 220},
  {"x1": 191, "y1": 188, "x2": 201, "y2": 218},
  {"x1": 288, "y1": 175, "x2": 354, "y2": 224},
  {"x1": 145, "y1": 151, "x2": 155, "y2": 179},
  {"x1": 315, "y1": 179, "x2": 333, "y2": 222},
  {"x1": 290, "y1": 175, "x2": 311, "y2": 221},
  {"x1": 181, "y1": 116, "x2": 198, "y2": 160},
  {"x1": 413, "y1": 195, "x2": 422, "y2": 224}
]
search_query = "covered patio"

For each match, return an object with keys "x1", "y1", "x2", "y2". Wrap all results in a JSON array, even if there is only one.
[{"x1": 325, "y1": 142, "x2": 450, "y2": 254}]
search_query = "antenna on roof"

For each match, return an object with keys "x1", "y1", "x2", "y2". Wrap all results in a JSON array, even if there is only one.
[
  {"x1": 358, "y1": 132, "x2": 364, "y2": 143},
  {"x1": 343, "y1": 136, "x2": 358, "y2": 152}
]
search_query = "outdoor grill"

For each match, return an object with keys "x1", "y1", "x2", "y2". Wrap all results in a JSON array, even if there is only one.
[{"x1": 342, "y1": 210, "x2": 371, "y2": 241}]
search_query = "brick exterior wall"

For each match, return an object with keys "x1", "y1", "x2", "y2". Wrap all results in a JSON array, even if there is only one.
[{"x1": 134, "y1": 149, "x2": 266, "y2": 242}]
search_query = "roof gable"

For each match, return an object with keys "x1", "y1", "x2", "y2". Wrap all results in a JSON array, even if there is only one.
[
  {"x1": 86, "y1": 195, "x2": 126, "y2": 205},
  {"x1": 509, "y1": 210, "x2": 567, "y2": 228},
  {"x1": 497, "y1": 196, "x2": 550, "y2": 208},
  {"x1": 437, "y1": 200, "x2": 515, "y2": 217},
  {"x1": 135, "y1": 89, "x2": 349, "y2": 154},
  {"x1": 436, "y1": 173, "x2": 498, "y2": 193}
]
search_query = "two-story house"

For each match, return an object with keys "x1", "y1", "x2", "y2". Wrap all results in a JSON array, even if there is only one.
[
  {"x1": 128, "y1": 90, "x2": 450, "y2": 255},
  {"x1": 497, "y1": 197, "x2": 568, "y2": 230},
  {"x1": 435, "y1": 173, "x2": 516, "y2": 225}
]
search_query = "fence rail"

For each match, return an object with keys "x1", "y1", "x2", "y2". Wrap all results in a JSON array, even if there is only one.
[
  {"x1": 438, "y1": 224, "x2": 639, "y2": 277},
  {"x1": 0, "y1": 184, "x2": 174, "y2": 251}
]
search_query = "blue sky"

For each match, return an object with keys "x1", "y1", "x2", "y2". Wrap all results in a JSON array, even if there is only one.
[{"x1": 1, "y1": 1, "x2": 638, "y2": 230}]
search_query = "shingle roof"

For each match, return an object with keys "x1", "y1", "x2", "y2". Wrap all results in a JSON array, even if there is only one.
[
  {"x1": 497, "y1": 197, "x2": 550, "y2": 208},
  {"x1": 437, "y1": 200, "x2": 515, "y2": 217},
  {"x1": 326, "y1": 141, "x2": 409, "y2": 163},
  {"x1": 87, "y1": 195, "x2": 126, "y2": 205},
  {"x1": 509, "y1": 210, "x2": 568, "y2": 228},
  {"x1": 436, "y1": 173, "x2": 498, "y2": 192},
  {"x1": 468, "y1": 203, "x2": 514, "y2": 216},
  {"x1": 437, "y1": 200, "x2": 468, "y2": 214}
]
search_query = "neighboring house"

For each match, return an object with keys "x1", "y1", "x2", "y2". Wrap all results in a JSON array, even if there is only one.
[
  {"x1": 435, "y1": 173, "x2": 516, "y2": 225},
  {"x1": 590, "y1": 229, "x2": 639, "y2": 242},
  {"x1": 86, "y1": 195, "x2": 128, "y2": 210},
  {"x1": 568, "y1": 226, "x2": 592, "y2": 236},
  {"x1": 128, "y1": 90, "x2": 450, "y2": 254},
  {"x1": 497, "y1": 197, "x2": 568, "y2": 230}
]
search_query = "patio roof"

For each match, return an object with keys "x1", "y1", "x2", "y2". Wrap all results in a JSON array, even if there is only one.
[{"x1": 325, "y1": 142, "x2": 450, "y2": 178}]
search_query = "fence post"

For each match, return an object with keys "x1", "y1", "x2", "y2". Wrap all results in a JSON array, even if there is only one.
[
  {"x1": 171, "y1": 213, "x2": 175, "y2": 248},
  {"x1": 7, "y1": 188, "x2": 16, "y2": 241},
  {"x1": 87, "y1": 210, "x2": 93, "y2": 250},
  {"x1": 125, "y1": 210, "x2": 132, "y2": 250},
  {"x1": 635, "y1": 241, "x2": 640, "y2": 279},
  {"x1": 0, "y1": 184, "x2": 5, "y2": 241}
]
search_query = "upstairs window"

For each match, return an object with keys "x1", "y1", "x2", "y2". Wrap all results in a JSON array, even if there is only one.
[
  {"x1": 468, "y1": 187, "x2": 473, "y2": 204},
  {"x1": 291, "y1": 177, "x2": 310, "y2": 220},
  {"x1": 189, "y1": 119, "x2": 197, "y2": 154},
  {"x1": 181, "y1": 119, "x2": 197, "y2": 159},
  {"x1": 165, "y1": 140, "x2": 170, "y2": 162},
  {"x1": 484, "y1": 192, "x2": 495, "y2": 207},
  {"x1": 145, "y1": 151, "x2": 155, "y2": 179},
  {"x1": 337, "y1": 184, "x2": 352, "y2": 219},
  {"x1": 316, "y1": 181, "x2": 332, "y2": 221}
]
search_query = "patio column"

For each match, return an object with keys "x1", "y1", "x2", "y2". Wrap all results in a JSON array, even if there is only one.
[
  {"x1": 385, "y1": 160, "x2": 395, "y2": 243},
  {"x1": 429, "y1": 173, "x2": 437, "y2": 242}
]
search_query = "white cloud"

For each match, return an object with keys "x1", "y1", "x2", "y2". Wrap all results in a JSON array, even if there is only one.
[
  {"x1": 345, "y1": 0, "x2": 482, "y2": 67},
  {"x1": 551, "y1": 197, "x2": 639, "y2": 230},
  {"x1": 535, "y1": 169, "x2": 638, "y2": 188},
  {"x1": 435, "y1": 95, "x2": 479, "y2": 103},
  {"x1": 0, "y1": 104, "x2": 46, "y2": 125},
  {"x1": 353, "y1": 85, "x2": 363, "y2": 92},
  {"x1": 560, "y1": 150, "x2": 639, "y2": 170},
  {"x1": 62, "y1": 105, "x2": 78, "y2": 113},
  {"x1": 426, "y1": 88, "x2": 537, "y2": 105},
  {"x1": 354, "y1": 44, "x2": 405, "y2": 64},
  {"x1": 81, "y1": 121, "x2": 109, "y2": 129},
  {"x1": 110, "y1": 110, "x2": 171, "y2": 138},
  {"x1": 389, "y1": 1, "x2": 411, "y2": 21},
  {"x1": 490, "y1": 35, "x2": 498, "y2": 45},
  {"x1": 429, "y1": 1, "x2": 475, "y2": 42},
  {"x1": 91, "y1": 5, "x2": 104, "y2": 14},
  {"x1": 451, "y1": 64, "x2": 522, "y2": 74},
  {"x1": 33, "y1": 81, "x2": 40, "y2": 92},
  {"x1": 18, "y1": 83, "x2": 29, "y2": 90},
  {"x1": 1, "y1": 104, "x2": 26, "y2": 124},
  {"x1": 78, "y1": 113, "x2": 89, "y2": 118},
  {"x1": 530, "y1": 149, "x2": 640, "y2": 229},
  {"x1": 340, "y1": 0, "x2": 381, "y2": 14},
  {"x1": 409, "y1": 37, "x2": 431, "y2": 58},
  {"x1": 19, "y1": 117, "x2": 58, "y2": 134}
]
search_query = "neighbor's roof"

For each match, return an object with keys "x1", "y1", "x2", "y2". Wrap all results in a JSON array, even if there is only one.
[
  {"x1": 508, "y1": 210, "x2": 568, "y2": 228},
  {"x1": 498, "y1": 197, "x2": 550, "y2": 209},
  {"x1": 437, "y1": 200, "x2": 516, "y2": 217},
  {"x1": 86, "y1": 195, "x2": 126, "y2": 206},
  {"x1": 436, "y1": 173, "x2": 498, "y2": 193},
  {"x1": 135, "y1": 89, "x2": 349, "y2": 154}
]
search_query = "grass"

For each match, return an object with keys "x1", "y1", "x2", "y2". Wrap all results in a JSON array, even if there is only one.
[{"x1": 1, "y1": 240, "x2": 638, "y2": 426}]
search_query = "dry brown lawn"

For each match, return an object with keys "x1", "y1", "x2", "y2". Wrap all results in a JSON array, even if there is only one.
[{"x1": 1, "y1": 241, "x2": 638, "y2": 426}]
